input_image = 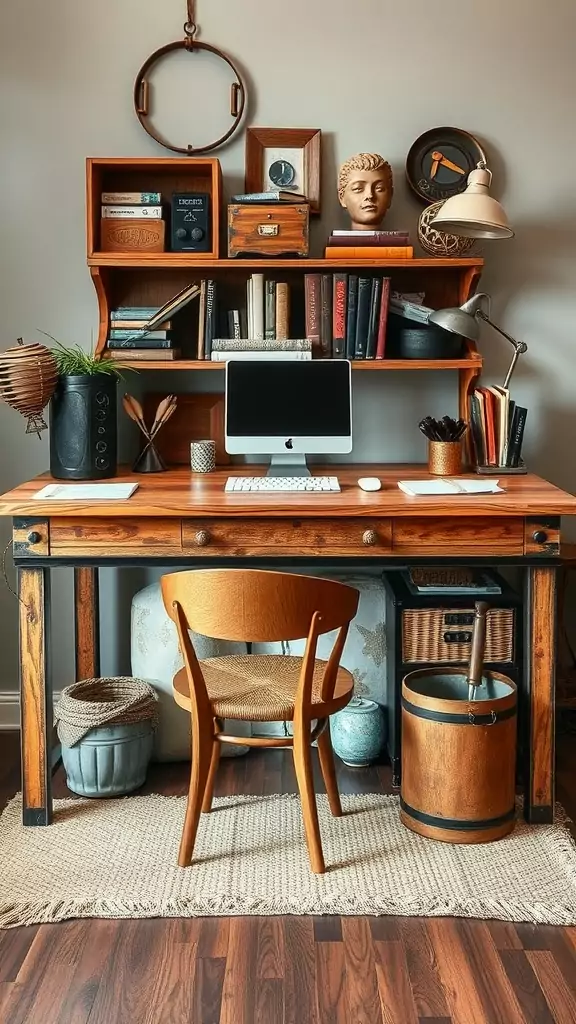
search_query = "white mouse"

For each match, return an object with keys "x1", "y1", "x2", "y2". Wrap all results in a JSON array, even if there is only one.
[{"x1": 358, "y1": 477, "x2": 382, "y2": 492}]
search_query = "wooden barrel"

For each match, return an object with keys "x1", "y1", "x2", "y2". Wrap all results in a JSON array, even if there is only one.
[{"x1": 401, "y1": 667, "x2": 517, "y2": 844}]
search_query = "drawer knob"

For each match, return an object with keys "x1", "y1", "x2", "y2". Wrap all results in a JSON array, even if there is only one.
[
  {"x1": 27, "y1": 531, "x2": 41, "y2": 545},
  {"x1": 363, "y1": 529, "x2": 377, "y2": 547},
  {"x1": 532, "y1": 530, "x2": 548, "y2": 545},
  {"x1": 194, "y1": 530, "x2": 211, "y2": 547}
]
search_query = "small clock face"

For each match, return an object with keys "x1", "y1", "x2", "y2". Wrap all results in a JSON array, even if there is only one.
[
  {"x1": 406, "y1": 127, "x2": 487, "y2": 203},
  {"x1": 268, "y1": 159, "x2": 296, "y2": 188}
]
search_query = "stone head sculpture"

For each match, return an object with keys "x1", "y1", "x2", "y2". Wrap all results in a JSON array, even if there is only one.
[{"x1": 338, "y1": 153, "x2": 394, "y2": 230}]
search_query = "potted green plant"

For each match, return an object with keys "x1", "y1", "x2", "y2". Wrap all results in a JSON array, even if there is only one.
[{"x1": 46, "y1": 337, "x2": 127, "y2": 480}]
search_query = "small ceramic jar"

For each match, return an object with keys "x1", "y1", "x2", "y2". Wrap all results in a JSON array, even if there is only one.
[{"x1": 330, "y1": 697, "x2": 386, "y2": 767}]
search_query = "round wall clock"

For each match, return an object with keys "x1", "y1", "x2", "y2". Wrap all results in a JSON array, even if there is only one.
[
  {"x1": 406, "y1": 127, "x2": 487, "y2": 203},
  {"x1": 268, "y1": 159, "x2": 296, "y2": 188}
]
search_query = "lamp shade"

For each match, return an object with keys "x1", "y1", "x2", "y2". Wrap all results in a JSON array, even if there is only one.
[
  {"x1": 430, "y1": 165, "x2": 514, "y2": 240},
  {"x1": 428, "y1": 294, "x2": 491, "y2": 340}
]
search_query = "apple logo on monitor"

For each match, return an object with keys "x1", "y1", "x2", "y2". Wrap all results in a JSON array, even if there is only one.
[{"x1": 285, "y1": 438, "x2": 294, "y2": 450}]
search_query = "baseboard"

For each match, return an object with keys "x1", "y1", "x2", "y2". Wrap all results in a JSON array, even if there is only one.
[
  {"x1": 0, "y1": 691, "x2": 62, "y2": 730},
  {"x1": 0, "y1": 692, "x2": 20, "y2": 730}
]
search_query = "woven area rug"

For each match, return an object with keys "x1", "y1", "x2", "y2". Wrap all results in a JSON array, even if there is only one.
[{"x1": 2, "y1": 793, "x2": 576, "y2": 929}]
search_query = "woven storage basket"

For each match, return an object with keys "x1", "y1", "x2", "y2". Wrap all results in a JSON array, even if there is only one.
[
  {"x1": 55, "y1": 677, "x2": 159, "y2": 797},
  {"x1": 402, "y1": 607, "x2": 514, "y2": 664}
]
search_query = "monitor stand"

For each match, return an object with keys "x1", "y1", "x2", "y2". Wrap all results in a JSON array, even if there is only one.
[{"x1": 266, "y1": 454, "x2": 311, "y2": 478}]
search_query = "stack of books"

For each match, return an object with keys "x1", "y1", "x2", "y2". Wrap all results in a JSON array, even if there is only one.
[
  {"x1": 106, "y1": 283, "x2": 200, "y2": 361},
  {"x1": 100, "y1": 190, "x2": 165, "y2": 252},
  {"x1": 211, "y1": 339, "x2": 312, "y2": 361},
  {"x1": 325, "y1": 229, "x2": 413, "y2": 260},
  {"x1": 469, "y1": 385, "x2": 528, "y2": 469}
]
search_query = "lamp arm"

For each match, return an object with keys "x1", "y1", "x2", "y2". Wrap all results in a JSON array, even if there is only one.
[{"x1": 477, "y1": 312, "x2": 528, "y2": 389}]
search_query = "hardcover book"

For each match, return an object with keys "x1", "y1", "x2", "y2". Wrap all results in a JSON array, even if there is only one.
[
  {"x1": 326, "y1": 233, "x2": 410, "y2": 248},
  {"x1": 345, "y1": 276, "x2": 358, "y2": 360},
  {"x1": 320, "y1": 274, "x2": 332, "y2": 358},
  {"x1": 354, "y1": 278, "x2": 372, "y2": 359},
  {"x1": 101, "y1": 205, "x2": 163, "y2": 219},
  {"x1": 304, "y1": 274, "x2": 321, "y2": 354},
  {"x1": 276, "y1": 283, "x2": 289, "y2": 341},
  {"x1": 332, "y1": 273, "x2": 347, "y2": 359},
  {"x1": 265, "y1": 280, "x2": 276, "y2": 340},
  {"x1": 107, "y1": 348, "x2": 180, "y2": 361},
  {"x1": 101, "y1": 192, "x2": 161, "y2": 204},
  {"x1": 325, "y1": 246, "x2": 413, "y2": 259},
  {"x1": 375, "y1": 277, "x2": 391, "y2": 359}
]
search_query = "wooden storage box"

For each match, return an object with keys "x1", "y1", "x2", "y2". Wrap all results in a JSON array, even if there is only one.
[
  {"x1": 101, "y1": 218, "x2": 165, "y2": 253},
  {"x1": 228, "y1": 203, "x2": 309, "y2": 258}
]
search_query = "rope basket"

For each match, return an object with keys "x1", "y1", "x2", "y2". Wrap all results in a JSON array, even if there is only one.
[{"x1": 55, "y1": 677, "x2": 159, "y2": 748}]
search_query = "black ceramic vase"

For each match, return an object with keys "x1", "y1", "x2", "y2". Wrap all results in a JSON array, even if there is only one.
[{"x1": 49, "y1": 373, "x2": 118, "y2": 479}]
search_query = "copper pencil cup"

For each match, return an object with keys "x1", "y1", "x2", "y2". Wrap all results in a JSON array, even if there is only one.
[{"x1": 428, "y1": 440, "x2": 462, "y2": 476}]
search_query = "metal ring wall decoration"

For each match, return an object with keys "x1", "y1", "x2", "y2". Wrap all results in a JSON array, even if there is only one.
[{"x1": 133, "y1": 33, "x2": 247, "y2": 156}]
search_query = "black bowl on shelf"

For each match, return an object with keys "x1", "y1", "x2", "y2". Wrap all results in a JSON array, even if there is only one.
[{"x1": 387, "y1": 313, "x2": 463, "y2": 360}]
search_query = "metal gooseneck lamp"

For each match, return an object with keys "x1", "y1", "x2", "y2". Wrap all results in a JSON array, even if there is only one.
[{"x1": 428, "y1": 293, "x2": 528, "y2": 388}]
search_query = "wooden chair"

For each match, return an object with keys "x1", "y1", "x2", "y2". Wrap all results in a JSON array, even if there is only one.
[{"x1": 161, "y1": 568, "x2": 360, "y2": 873}]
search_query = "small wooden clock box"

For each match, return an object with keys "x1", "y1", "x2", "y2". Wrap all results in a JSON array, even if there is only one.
[{"x1": 228, "y1": 203, "x2": 309, "y2": 258}]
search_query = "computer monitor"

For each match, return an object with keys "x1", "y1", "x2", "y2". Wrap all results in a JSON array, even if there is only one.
[{"x1": 225, "y1": 359, "x2": 352, "y2": 476}]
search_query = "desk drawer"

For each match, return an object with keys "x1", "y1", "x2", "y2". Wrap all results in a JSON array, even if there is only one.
[
  {"x1": 50, "y1": 518, "x2": 182, "y2": 555},
  {"x1": 393, "y1": 517, "x2": 524, "y2": 556},
  {"x1": 182, "y1": 518, "x2": 392, "y2": 557}
]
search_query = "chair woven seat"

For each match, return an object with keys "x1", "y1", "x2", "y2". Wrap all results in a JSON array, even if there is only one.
[{"x1": 173, "y1": 654, "x2": 354, "y2": 721}]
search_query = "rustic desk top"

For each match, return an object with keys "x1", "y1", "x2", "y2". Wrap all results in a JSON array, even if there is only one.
[{"x1": 0, "y1": 465, "x2": 575, "y2": 519}]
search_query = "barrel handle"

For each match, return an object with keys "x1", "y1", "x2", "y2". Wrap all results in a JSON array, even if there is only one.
[{"x1": 468, "y1": 709, "x2": 497, "y2": 726}]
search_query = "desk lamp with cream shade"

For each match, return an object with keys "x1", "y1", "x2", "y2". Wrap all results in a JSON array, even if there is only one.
[{"x1": 431, "y1": 162, "x2": 514, "y2": 240}]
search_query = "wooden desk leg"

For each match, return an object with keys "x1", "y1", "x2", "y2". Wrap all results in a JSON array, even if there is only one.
[
  {"x1": 74, "y1": 568, "x2": 100, "y2": 680},
  {"x1": 18, "y1": 566, "x2": 52, "y2": 826},
  {"x1": 523, "y1": 565, "x2": 557, "y2": 824}
]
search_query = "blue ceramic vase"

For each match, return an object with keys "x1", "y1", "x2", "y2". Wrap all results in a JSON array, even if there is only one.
[{"x1": 330, "y1": 697, "x2": 386, "y2": 767}]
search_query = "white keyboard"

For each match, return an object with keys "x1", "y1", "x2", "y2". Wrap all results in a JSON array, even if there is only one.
[{"x1": 225, "y1": 476, "x2": 341, "y2": 493}]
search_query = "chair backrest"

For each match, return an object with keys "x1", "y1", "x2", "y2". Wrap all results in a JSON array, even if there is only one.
[{"x1": 161, "y1": 568, "x2": 359, "y2": 643}]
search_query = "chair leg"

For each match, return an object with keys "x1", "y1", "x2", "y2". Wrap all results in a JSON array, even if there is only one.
[
  {"x1": 293, "y1": 719, "x2": 326, "y2": 874},
  {"x1": 178, "y1": 722, "x2": 214, "y2": 868},
  {"x1": 201, "y1": 740, "x2": 221, "y2": 814},
  {"x1": 317, "y1": 724, "x2": 343, "y2": 817}
]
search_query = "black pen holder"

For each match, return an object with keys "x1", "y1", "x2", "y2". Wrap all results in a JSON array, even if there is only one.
[{"x1": 132, "y1": 443, "x2": 166, "y2": 474}]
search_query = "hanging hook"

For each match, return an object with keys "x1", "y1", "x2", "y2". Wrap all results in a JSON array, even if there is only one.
[{"x1": 184, "y1": 0, "x2": 197, "y2": 37}]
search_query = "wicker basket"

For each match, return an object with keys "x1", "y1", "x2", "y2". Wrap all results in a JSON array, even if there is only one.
[{"x1": 402, "y1": 607, "x2": 515, "y2": 664}]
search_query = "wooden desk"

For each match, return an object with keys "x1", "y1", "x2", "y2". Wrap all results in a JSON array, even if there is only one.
[{"x1": 1, "y1": 464, "x2": 575, "y2": 828}]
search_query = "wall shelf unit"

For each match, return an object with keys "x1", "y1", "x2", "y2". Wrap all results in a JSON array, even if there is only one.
[{"x1": 87, "y1": 157, "x2": 484, "y2": 419}]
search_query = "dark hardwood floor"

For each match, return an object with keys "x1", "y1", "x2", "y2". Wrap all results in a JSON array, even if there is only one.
[{"x1": 1, "y1": 726, "x2": 576, "y2": 1023}]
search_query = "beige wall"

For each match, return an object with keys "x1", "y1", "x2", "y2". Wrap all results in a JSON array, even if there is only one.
[{"x1": 1, "y1": 0, "x2": 575, "y2": 696}]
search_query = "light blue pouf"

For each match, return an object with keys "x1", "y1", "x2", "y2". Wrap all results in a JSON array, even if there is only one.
[
  {"x1": 331, "y1": 697, "x2": 386, "y2": 767},
  {"x1": 61, "y1": 722, "x2": 155, "y2": 797}
]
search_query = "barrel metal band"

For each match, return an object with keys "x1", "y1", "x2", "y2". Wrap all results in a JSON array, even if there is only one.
[
  {"x1": 401, "y1": 696, "x2": 516, "y2": 726},
  {"x1": 400, "y1": 798, "x2": 516, "y2": 831}
]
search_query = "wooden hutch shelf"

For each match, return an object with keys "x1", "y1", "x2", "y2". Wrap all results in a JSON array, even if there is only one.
[
  {"x1": 86, "y1": 157, "x2": 485, "y2": 419},
  {"x1": 115, "y1": 353, "x2": 483, "y2": 373},
  {"x1": 87, "y1": 255, "x2": 484, "y2": 271}
]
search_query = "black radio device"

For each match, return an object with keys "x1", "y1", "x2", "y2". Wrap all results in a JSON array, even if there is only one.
[{"x1": 171, "y1": 193, "x2": 211, "y2": 252}]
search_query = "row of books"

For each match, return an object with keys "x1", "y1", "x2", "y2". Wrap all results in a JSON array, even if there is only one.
[
  {"x1": 325, "y1": 228, "x2": 413, "y2": 260},
  {"x1": 469, "y1": 385, "x2": 527, "y2": 469}
]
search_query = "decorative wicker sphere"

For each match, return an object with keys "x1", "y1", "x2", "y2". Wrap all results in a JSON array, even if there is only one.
[
  {"x1": 418, "y1": 201, "x2": 475, "y2": 258},
  {"x1": 0, "y1": 339, "x2": 59, "y2": 435}
]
